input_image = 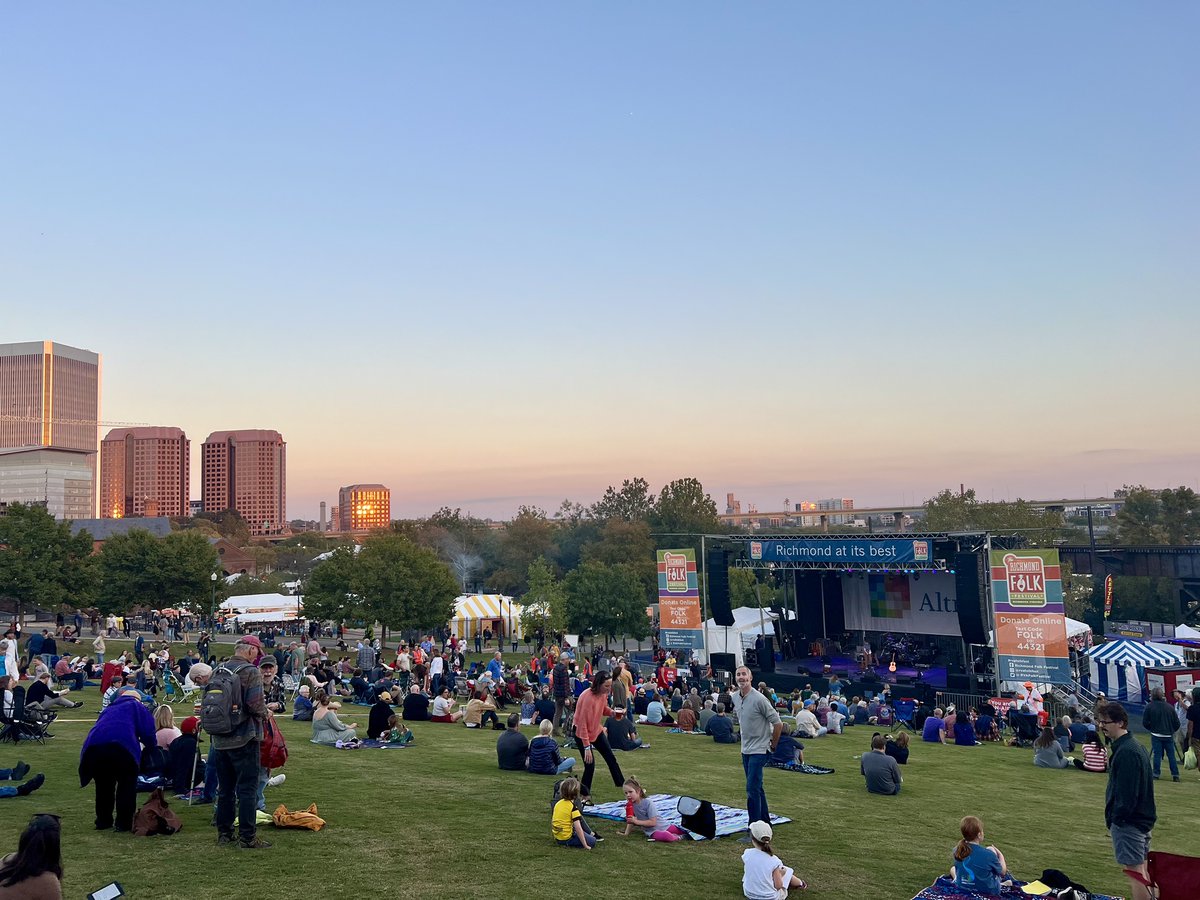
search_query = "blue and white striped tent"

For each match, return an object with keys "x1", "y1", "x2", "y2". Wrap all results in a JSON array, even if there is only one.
[{"x1": 1087, "y1": 638, "x2": 1184, "y2": 703}]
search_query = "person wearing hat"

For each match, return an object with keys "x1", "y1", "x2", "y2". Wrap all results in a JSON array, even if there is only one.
[
  {"x1": 1023, "y1": 681, "x2": 1044, "y2": 716},
  {"x1": 368, "y1": 691, "x2": 396, "y2": 738},
  {"x1": 211, "y1": 635, "x2": 271, "y2": 850},
  {"x1": 742, "y1": 820, "x2": 807, "y2": 898},
  {"x1": 259, "y1": 657, "x2": 285, "y2": 714}
]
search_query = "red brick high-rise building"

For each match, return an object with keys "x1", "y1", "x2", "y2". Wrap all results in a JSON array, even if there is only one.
[
  {"x1": 201, "y1": 429, "x2": 286, "y2": 536},
  {"x1": 338, "y1": 484, "x2": 390, "y2": 531},
  {"x1": 100, "y1": 427, "x2": 189, "y2": 519}
]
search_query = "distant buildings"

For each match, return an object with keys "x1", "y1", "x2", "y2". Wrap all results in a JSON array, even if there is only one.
[
  {"x1": 338, "y1": 484, "x2": 390, "y2": 531},
  {"x1": 201, "y1": 429, "x2": 286, "y2": 536},
  {"x1": 100, "y1": 427, "x2": 189, "y2": 519},
  {"x1": 817, "y1": 497, "x2": 855, "y2": 526},
  {"x1": 0, "y1": 341, "x2": 102, "y2": 516}
]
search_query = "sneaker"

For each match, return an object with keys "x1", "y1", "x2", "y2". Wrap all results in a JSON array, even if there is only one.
[
  {"x1": 12, "y1": 761, "x2": 30, "y2": 781},
  {"x1": 592, "y1": 834, "x2": 605, "y2": 843},
  {"x1": 1173, "y1": 775, "x2": 1181, "y2": 782},
  {"x1": 72, "y1": 701, "x2": 84, "y2": 709},
  {"x1": 266, "y1": 774, "x2": 286, "y2": 788},
  {"x1": 238, "y1": 837, "x2": 273, "y2": 850},
  {"x1": 16, "y1": 774, "x2": 44, "y2": 796},
  {"x1": 216, "y1": 833, "x2": 237, "y2": 847}
]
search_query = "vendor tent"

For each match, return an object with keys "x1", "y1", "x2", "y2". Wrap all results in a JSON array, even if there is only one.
[
  {"x1": 450, "y1": 594, "x2": 521, "y2": 641},
  {"x1": 1175, "y1": 624, "x2": 1200, "y2": 641},
  {"x1": 701, "y1": 606, "x2": 781, "y2": 670},
  {"x1": 221, "y1": 594, "x2": 302, "y2": 616},
  {"x1": 1087, "y1": 638, "x2": 1184, "y2": 704},
  {"x1": 235, "y1": 608, "x2": 302, "y2": 624}
]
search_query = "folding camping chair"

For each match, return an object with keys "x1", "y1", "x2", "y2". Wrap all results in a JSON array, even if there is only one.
[
  {"x1": 281, "y1": 673, "x2": 300, "y2": 699},
  {"x1": 893, "y1": 699, "x2": 917, "y2": 731},
  {"x1": 0, "y1": 686, "x2": 52, "y2": 744},
  {"x1": 1008, "y1": 710, "x2": 1041, "y2": 747},
  {"x1": 162, "y1": 671, "x2": 195, "y2": 705}
]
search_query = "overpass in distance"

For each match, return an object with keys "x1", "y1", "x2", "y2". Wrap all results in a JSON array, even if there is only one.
[{"x1": 718, "y1": 497, "x2": 1123, "y2": 526}]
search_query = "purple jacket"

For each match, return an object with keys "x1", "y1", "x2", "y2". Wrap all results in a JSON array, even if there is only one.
[{"x1": 80, "y1": 695, "x2": 157, "y2": 780}]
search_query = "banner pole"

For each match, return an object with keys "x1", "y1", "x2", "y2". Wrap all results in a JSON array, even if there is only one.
[
  {"x1": 701, "y1": 535, "x2": 710, "y2": 665},
  {"x1": 985, "y1": 533, "x2": 1001, "y2": 698}
]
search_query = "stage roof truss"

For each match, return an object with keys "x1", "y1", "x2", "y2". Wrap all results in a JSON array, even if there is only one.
[{"x1": 732, "y1": 558, "x2": 952, "y2": 573}]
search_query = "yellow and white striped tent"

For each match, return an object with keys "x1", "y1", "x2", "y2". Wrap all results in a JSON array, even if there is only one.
[{"x1": 450, "y1": 593, "x2": 522, "y2": 640}]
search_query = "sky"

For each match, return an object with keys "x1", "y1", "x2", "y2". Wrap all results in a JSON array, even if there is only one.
[{"x1": 2, "y1": 4, "x2": 1197, "y2": 520}]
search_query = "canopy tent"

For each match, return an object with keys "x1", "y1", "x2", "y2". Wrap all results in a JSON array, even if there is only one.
[
  {"x1": 221, "y1": 594, "x2": 302, "y2": 616},
  {"x1": 1175, "y1": 624, "x2": 1200, "y2": 641},
  {"x1": 1087, "y1": 638, "x2": 1184, "y2": 704},
  {"x1": 449, "y1": 594, "x2": 521, "y2": 641},
  {"x1": 701, "y1": 606, "x2": 781, "y2": 670},
  {"x1": 235, "y1": 608, "x2": 302, "y2": 624}
]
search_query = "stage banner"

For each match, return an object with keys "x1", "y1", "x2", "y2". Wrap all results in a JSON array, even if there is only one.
[
  {"x1": 657, "y1": 549, "x2": 704, "y2": 650},
  {"x1": 749, "y1": 538, "x2": 933, "y2": 565},
  {"x1": 990, "y1": 549, "x2": 1071, "y2": 683},
  {"x1": 841, "y1": 573, "x2": 961, "y2": 636}
]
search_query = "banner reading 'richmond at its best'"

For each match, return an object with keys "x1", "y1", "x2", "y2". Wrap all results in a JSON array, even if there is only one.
[{"x1": 990, "y1": 548, "x2": 1071, "y2": 683}]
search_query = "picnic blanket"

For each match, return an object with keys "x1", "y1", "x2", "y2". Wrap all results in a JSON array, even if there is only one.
[
  {"x1": 767, "y1": 761, "x2": 835, "y2": 775},
  {"x1": 665, "y1": 728, "x2": 705, "y2": 735},
  {"x1": 909, "y1": 875, "x2": 1121, "y2": 900},
  {"x1": 582, "y1": 793, "x2": 790, "y2": 841},
  {"x1": 337, "y1": 739, "x2": 411, "y2": 749}
]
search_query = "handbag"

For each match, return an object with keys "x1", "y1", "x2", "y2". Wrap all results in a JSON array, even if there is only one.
[
  {"x1": 1184, "y1": 746, "x2": 1197, "y2": 770},
  {"x1": 261, "y1": 715, "x2": 289, "y2": 769}
]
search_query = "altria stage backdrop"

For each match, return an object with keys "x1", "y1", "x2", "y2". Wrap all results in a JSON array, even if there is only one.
[
  {"x1": 842, "y1": 573, "x2": 961, "y2": 636},
  {"x1": 990, "y1": 549, "x2": 1071, "y2": 683}
]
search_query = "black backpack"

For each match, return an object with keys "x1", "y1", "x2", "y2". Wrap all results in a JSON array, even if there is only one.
[{"x1": 200, "y1": 660, "x2": 248, "y2": 735}]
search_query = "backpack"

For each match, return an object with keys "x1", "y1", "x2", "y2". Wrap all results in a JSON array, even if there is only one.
[
  {"x1": 260, "y1": 716, "x2": 289, "y2": 769},
  {"x1": 201, "y1": 660, "x2": 249, "y2": 735}
]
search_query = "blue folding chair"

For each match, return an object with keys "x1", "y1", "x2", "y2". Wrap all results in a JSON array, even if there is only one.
[{"x1": 893, "y1": 698, "x2": 917, "y2": 731}]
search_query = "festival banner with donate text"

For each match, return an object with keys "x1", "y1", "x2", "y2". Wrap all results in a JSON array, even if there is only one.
[
  {"x1": 991, "y1": 548, "x2": 1071, "y2": 683},
  {"x1": 657, "y1": 549, "x2": 704, "y2": 650}
]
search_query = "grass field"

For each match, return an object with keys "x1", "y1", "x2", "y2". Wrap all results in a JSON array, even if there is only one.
[{"x1": 4, "y1": 642, "x2": 1197, "y2": 899}]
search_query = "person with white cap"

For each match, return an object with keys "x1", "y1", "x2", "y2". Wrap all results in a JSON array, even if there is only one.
[{"x1": 741, "y1": 820, "x2": 807, "y2": 898}]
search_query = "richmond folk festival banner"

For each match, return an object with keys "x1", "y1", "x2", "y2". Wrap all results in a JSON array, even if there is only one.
[
  {"x1": 990, "y1": 549, "x2": 1071, "y2": 683},
  {"x1": 657, "y1": 549, "x2": 704, "y2": 651}
]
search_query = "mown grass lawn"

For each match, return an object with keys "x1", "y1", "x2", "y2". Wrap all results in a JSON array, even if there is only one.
[{"x1": 5, "y1": 642, "x2": 1197, "y2": 898}]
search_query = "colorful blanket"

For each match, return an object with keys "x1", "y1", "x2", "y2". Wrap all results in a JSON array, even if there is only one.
[
  {"x1": 336, "y1": 739, "x2": 410, "y2": 749},
  {"x1": 665, "y1": 728, "x2": 705, "y2": 735},
  {"x1": 767, "y1": 761, "x2": 835, "y2": 775},
  {"x1": 582, "y1": 793, "x2": 790, "y2": 841},
  {"x1": 910, "y1": 875, "x2": 1121, "y2": 900}
]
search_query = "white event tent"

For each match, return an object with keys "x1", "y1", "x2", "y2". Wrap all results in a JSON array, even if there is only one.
[
  {"x1": 701, "y1": 606, "x2": 782, "y2": 670},
  {"x1": 221, "y1": 593, "x2": 303, "y2": 623},
  {"x1": 449, "y1": 594, "x2": 521, "y2": 641},
  {"x1": 1087, "y1": 638, "x2": 1184, "y2": 704}
]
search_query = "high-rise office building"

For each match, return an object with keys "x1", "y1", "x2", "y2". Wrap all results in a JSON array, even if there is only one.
[
  {"x1": 100, "y1": 427, "x2": 190, "y2": 519},
  {"x1": 338, "y1": 484, "x2": 390, "y2": 531},
  {"x1": 201, "y1": 429, "x2": 286, "y2": 536},
  {"x1": 0, "y1": 341, "x2": 102, "y2": 516}
]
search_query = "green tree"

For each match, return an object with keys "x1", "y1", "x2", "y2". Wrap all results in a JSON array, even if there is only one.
[
  {"x1": 0, "y1": 503, "x2": 96, "y2": 619},
  {"x1": 1117, "y1": 486, "x2": 1200, "y2": 545},
  {"x1": 189, "y1": 508, "x2": 252, "y2": 544},
  {"x1": 301, "y1": 547, "x2": 361, "y2": 624},
  {"x1": 581, "y1": 519, "x2": 656, "y2": 600},
  {"x1": 564, "y1": 561, "x2": 650, "y2": 645},
  {"x1": 97, "y1": 529, "x2": 219, "y2": 614},
  {"x1": 356, "y1": 533, "x2": 459, "y2": 639},
  {"x1": 591, "y1": 477, "x2": 655, "y2": 522},
  {"x1": 491, "y1": 506, "x2": 556, "y2": 594},
  {"x1": 651, "y1": 477, "x2": 721, "y2": 541},
  {"x1": 921, "y1": 488, "x2": 1069, "y2": 545},
  {"x1": 159, "y1": 530, "x2": 221, "y2": 611},
  {"x1": 519, "y1": 556, "x2": 567, "y2": 639}
]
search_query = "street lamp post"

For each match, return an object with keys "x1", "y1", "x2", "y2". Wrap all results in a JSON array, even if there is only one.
[{"x1": 210, "y1": 572, "x2": 218, "y2": 629}]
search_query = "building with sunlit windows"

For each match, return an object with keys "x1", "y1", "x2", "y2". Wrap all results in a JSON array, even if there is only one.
[
  {"x1": 100, "y1": 427, "x2": 189, "y2": 519},
  {"x1": 338, "y1": 484, "x2": 390, "y2": 531},
  {"x1": 201, "y1": 429, "x2": 286, "y2": 536}
]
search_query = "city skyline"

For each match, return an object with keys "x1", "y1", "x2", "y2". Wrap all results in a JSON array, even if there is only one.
[{"x1": 3, "y1": 5, "x2": 1197, "y2": 520}]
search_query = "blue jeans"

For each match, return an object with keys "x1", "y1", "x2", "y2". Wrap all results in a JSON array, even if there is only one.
[
  {"x1": 201, "y1": 750, "x2": 218, "y2": 802},
  {"x1": 742, "y1": 752, "x2": 770, "y2": 825},
  {"x1": 558, "y1": 832, "x2": 597, "y2": 848},
  {"x1": 1150, "y1": 735, "x2": 1179, "y2": 778},
  {"x1": 213, "y1": 741, "x2": 260, "y2": 842},
  {"x1": 556, "y1": 757, "x2": 576, "y2": 774},
  {"x1": 256, "y1": 766, "x2": 268, "y2": 812}
]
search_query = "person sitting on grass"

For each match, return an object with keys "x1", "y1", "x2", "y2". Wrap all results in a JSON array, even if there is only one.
[
  {"x1": 401, "y1": 684, "x2": 432, "y2": 722},
  {"x1": 705, "y1": 703, "x2": 738, "y2": 744},
  {"x1": 1072, "y1": 731, "x2": 1108, "y2": 772},
  {"x1": 0, "y1": 762, "x2": 44, "y2": 799},
  {"x1": 698, "y1": 699, "x2": 716, "y2": 732},
  {"x1": 768, "y1": 723, "x2": 805, "y2": 769},
  {"x1": 292, "y1": 684, "x2": 315, "y2": 721},
  {"x1": 26, "y1": 672, "x2": 81, "y2": 712},
  {"x1": 311, "y1": 689, "x2": 357, "y2": 745},
  {"x1": 605, "y1": 708, "x2": 645, "y2": 751},
  {"x1": 367, "y1": 691, "x2": 395, "y2": 739},
  {"x1": 951, "y1": 815, "x2": 1009, "y2": 893},
  {"x1": 861, "y1": 733, "x2": 902, "y2": 795},
  {"x1": 794, "y1": 701, "x2": 826, "y2": 739},
  {"x1": 153, "y1": 704, "x2": 182, "y2": 749},
  {"x1": 1054, "y1": 715, "x2": 1075, "y2": 753},
  {"x1": 922, "y1": 708, "x2": 946, "y2": 743},
  {"x1": 497, "y1": 713, "x2": 529, "y2": 770},
  {"x1": 464, "y1": 688, "x2": 499, "y2": 729},
  {"x1": 551, "y1": 777, "x2": 597, "y2": 849},
  {"x1": 431, "y1": 687, "x2": 464, "y2": 723},
  {"x1": 953, "y1": 712, "x2": 979, "y2": 747},
  {"x1": 826, "y1": 703, "x2": 845, "y2": 734},
  {"x1": 528, "y1": 719, "x2": 576, "y2": 775},
  {"x1": 620, "y1": 776, "x2": 686, "y2": 842},
  {"x1": 533, "y1": 686, "x2": 556, "y2": 727},
  {"x1": 383, "y1": 714, "x2": 413, "y2": 745},
  {"x1": 676, "y1": 703, "x2": 698, "y2": 733},
  {"x1": 885, "y1": 731, "x2": 910, "y2": 765},
  {"x1": 1033, "y1": 726, "x2": 1073, "y2": 768},
  {"x1": 639, "y1": 693, "x2": 673, "y2": 726},
  {"x1": 519, "y1": 690, "x2": 537, "y2": 726},
  {"x1": 974, "y1": 707, "x2": 999, "y2": 742},
  {"x1": 742, "y1": 820, "x2": 806, "y2": 898},
  {"x1": 0, "y1": 813, "x2": 62, "y2": 898}
]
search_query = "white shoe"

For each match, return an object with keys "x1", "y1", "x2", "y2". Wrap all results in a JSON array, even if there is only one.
[{"x1": 266, "y1": 774, "x2": 286, "y2": 788}]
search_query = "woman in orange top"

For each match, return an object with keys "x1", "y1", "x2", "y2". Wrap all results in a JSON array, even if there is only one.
[{"x1": 573, "y1": 671, "x2": 624, "y2": 801}]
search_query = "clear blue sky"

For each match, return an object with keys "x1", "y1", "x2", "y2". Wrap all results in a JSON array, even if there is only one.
[{"x1": 3, "y1": 4, "x2": 1197, "y2": 518}]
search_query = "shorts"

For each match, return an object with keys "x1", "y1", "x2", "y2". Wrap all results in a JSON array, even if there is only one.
[
  {"x1": 746, "y1": 866, "x2": 793, "y2": 900},
  {"x1": 1110, "y1": 823, "x2": 1151, "y2": 867}
]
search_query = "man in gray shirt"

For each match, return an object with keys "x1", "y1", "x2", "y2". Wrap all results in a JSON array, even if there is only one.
[
  {"x1": 730, "y1": 666, "x2": 783, "y2": 825},
  {"x1": 861, "y1": 733, "x2": 902, "y2": 795}
]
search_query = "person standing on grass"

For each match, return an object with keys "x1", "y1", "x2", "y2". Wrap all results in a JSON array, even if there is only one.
[
  {"x1": 80, "y1": 689, "x2": 157, "y2": 832},
  {"x1": 574, "y1": 671, "x2": 624, "y2": 801},
  {"x1": 1141, "y1": 687, "x2": 1180, "y2": 782},
  {"x1": 1097, "y1": 701, "x2": 1157, "y2": 900},
  {"x1": 551, "y1": 656, "x2": 571, "y2": 737},
  {"x1": 1187, "y1": 686, "x2": 1200, "y2": 763},
  {"x1": 731, "y1": 665, "x2": 783, "y2": 826},
  {"x1": 209, "y1": 636, "x2": 271, "y2": 850}
]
